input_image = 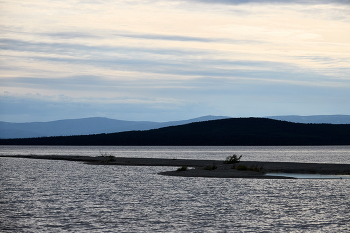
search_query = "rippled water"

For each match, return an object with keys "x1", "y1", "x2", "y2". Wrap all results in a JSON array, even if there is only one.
[{"x1": 1, "y1": 146, "x2": 350, "y2": 232}]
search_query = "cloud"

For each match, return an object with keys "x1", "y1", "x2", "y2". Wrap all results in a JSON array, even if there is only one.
[
  {"x1": 0, "y1": 38, "x2": 206, "y2": 58},
  {"x1": 187, "y1": 0, "x2": 350, "y2": 5},
  {"x1": 2, "y1": 73, "x2": 349, "y2": 122},
  {"x1": 0, "y1": 92, "x2": 202, "y2": 122},
  {"x1": 113, "y1": 31, "x2": 260, "y2": 44},
  {"x1": 44, "y1": 32, "x2": 100, "y2": 39},
  {"x1": 1, "y1": 0, "x2": 349, "y2": 122},
  {"x1": 2, "y1": 56, "x2": 337, "y2": 89},
  {"x1": 115, "y1": 32, "x2": 215, "y2": 42},
  {"x1": 2, "y1": 35, "x2": 349, "y2": 93}
]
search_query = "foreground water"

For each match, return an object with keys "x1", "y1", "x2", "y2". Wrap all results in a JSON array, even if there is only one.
[{"x1": 1, "y1": 146, "x2": 350, "y2": 232}]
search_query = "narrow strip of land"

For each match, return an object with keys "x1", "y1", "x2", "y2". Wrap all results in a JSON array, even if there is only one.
[{"x1": 1, "y1": 155, "x2": 349, "y2": 179}]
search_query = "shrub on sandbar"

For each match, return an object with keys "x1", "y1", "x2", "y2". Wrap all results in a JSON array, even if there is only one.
[
  {"x1": 223, "y1": 154, "x2": 242, "y2": 164},
  {"x1": 98, "y1": 151, "x2": 116, "y2": 162}
]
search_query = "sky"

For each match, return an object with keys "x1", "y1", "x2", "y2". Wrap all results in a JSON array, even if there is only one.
[{"x1": 1, "y1": 0, "x2": 350, "y2": 122}]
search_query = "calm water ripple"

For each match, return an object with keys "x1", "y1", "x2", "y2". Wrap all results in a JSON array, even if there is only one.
[{"x1": 1, "y1": 146, "x2": 350, "y2": 232}]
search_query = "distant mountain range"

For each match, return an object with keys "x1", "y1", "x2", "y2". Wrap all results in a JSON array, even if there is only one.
[
  {"x1": 1, "y1": 118, "x2": 350, "y2": 145},
  {"x1": 0, "y1": 115, "x2": 349, "y2": 139},
  {"x1": 0, "y1": 115, "x2": 228, "y2": 139},
  {"x1": 267, "y1": 115, "x2": 350, "y2": 124}
]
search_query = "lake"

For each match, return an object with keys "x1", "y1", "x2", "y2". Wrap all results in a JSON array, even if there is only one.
[{"x1": 1, "y1": 146, "x2": 349, "y2": 232}]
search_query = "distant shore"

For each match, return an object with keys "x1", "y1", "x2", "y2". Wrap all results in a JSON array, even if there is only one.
[
  {"x1": 2, "y1": 118, "x2": 350, "y2": 146},
  {"x1": 1, "y1": 155, "x2": 350, "y2": 179}
]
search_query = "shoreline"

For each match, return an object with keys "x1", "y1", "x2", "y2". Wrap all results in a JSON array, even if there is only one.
[{"x1": 1, "y1": 155, "x2": 350, "y2": 179}]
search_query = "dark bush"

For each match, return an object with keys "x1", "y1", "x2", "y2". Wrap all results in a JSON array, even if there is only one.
[{"x1": 223, "y1": 154, "x2": 242, "y2": 164}]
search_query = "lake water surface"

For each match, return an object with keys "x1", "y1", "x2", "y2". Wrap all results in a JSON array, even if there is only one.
[{"x1": 1, "y1": 146, "x2": 349, "y2": 232}]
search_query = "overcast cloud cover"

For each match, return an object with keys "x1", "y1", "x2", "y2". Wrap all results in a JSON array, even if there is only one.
[{"x1": 1, "y1": 0, "x2": 349, "y2": 122}]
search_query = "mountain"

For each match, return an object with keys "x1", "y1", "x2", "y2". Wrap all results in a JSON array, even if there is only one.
[
  {"x1": 1, "y1": 115, "x2": 349, "y2": 139},
  {"x1": 1, "y1": 118, "x2": 350, "y2": 146},
  {"x1": 267, "y1": 115, "x2": 350, "y2": 124},
  {"x1": 0, "y1": 115, "x2": 229, "y2": 139}
]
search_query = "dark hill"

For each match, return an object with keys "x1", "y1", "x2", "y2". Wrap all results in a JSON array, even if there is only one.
[{"x1": 1, "y1": 118, "x2": 349, "y2": 145}]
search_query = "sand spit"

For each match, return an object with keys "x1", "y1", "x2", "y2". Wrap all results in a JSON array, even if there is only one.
[{"x1": 1, "y1": 155, "x2": 350, "y2": 179}]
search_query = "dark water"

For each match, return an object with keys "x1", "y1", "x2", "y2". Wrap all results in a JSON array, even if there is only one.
[{"x1": 1, "y1": 146, "x2": 350, "y2": 232}]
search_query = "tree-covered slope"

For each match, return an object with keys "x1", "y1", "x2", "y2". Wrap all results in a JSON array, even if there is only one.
[{"x1": 1, "y1": 118, "x2": 349, "y2": 145}]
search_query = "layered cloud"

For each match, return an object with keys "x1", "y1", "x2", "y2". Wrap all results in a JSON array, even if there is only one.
[
  {"x1": 188, "y1": 0, "x2": 350, "y2": 5},
  {"x1": 1, "y1": 0, "x2": 349, "y2": 122}
]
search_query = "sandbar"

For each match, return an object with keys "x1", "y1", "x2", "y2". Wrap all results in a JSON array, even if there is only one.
[{"x1": 1, "y1": 155, "x2": 349, "y2": 179}]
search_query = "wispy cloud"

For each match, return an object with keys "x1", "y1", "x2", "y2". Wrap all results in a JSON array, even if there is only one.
[
  {"x1": 0, "y1": 91, "x2": 198, "y2": 122},
  {"x1": 187, "y1": 0, "x2": 350, "y2": 5},
  {"x1": 1, "y1": 0, "x2": 350, "y2": 121}
]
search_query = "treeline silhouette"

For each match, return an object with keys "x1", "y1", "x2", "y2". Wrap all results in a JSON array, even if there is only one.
[{"x1": 1, "y1": 118, "x2": 350, "y2": 145}]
